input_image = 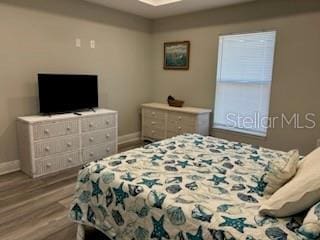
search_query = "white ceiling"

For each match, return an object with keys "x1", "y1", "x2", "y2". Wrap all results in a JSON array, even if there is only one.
[{"x1": 84, "y1": 0, "x2": 255, "y2": 19}]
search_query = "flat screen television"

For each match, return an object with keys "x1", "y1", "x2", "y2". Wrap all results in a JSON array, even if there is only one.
[{"x1": 38, "y1": 74, "x2": 98, "y2": 114}]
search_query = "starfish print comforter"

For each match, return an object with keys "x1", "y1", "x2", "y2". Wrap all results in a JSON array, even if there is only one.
[{"x1": 70, "y1": 134, "x2": 306, "y2": 240}]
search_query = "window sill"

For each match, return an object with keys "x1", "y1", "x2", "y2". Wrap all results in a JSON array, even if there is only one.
[{"x1": 211, "y1": 127, "x2": 268, "y2": 141}]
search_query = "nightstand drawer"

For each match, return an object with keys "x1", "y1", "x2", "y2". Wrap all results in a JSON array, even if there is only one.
[
  {"x1": 82, "y1": 128, "x2": 116, "y2": 148},
  {"x1": 33, "y1": 120, "x2": 78, "y2": 140},
  {"x1": 143, "y1": 108, "x2": 166, "y2": 120},
  {"x1": 82, "y1": 142, "x2": 116, "y2": 163},
  {"x1": 34, "y1": 136, "x2": 80, "y2": 158},
  {"x1": 82, "y1": 114, "x2": 116, "y2": 132},
  {"x1": 35, "y1": 151, "x2": 81, "y2": 176}
]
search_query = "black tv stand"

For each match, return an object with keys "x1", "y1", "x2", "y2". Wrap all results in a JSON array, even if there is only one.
[{"x1": 90, "y1": 108, "x2": 96, "y2": 112}]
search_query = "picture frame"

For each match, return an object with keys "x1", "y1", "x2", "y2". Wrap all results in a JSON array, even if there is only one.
[{"x1": 163, "y1": 41, "x2": 190, "y2": 70}]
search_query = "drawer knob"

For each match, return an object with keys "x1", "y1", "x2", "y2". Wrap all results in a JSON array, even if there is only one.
[
  {"x1": 46, "y1": 163, "x2": 52, "y2": 168},
  {"x1": 106, "y1": 120, "x2": 109, "y2": 125},
  {"x1": 89, "y1": 137, "x2": 94, "y2": 142},
  {"x1": 89, "y1": 122, "x2": 94, "y2": 127},
  {"x1": 89, "y1": 152, "x2": 94, "y2": 157},
  {"x1": 67, "y1": 142, "x2": 72, "y2": 147},
  {"x1": 66, "y1": 127, "x2": 71, "y2": 131},
  {"x1": 106, "y1": 134, "x2": 110, "y2": 139},
  {"x1": 151, "y1": 121, "x2": 156, "y2": 125},
  {"x1": 152, "y1": 112, "x2": 155, "y2": 116},
  {"x1": 151, "y1": 130, "x2": 155, "y2": 134},
  {"x1": 44, "y1": 129, "x2": 50, "y2": 134},
  {"x1": 106, "y1": 148, "x2": 110, "y2": 153},
  {"x1": 178, "y1": 116, "x2": 182, "y2": 120},
  {"x1": 178, "y1": 126, "x2": 182, "y2": 130},
  {"x1": 68, "y1": 157, "x2": 73, "y2": 163},
  {"x1": 45, "y1": 146, "x2": 50, "y2": 152}
]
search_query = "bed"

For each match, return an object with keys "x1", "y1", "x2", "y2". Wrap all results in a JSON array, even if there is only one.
[{"x1": 70, "y1": 134, "x2": 306, "y2": 240}]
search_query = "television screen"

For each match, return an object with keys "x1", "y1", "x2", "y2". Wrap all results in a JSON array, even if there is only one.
[{"x1": 38, "y1": 74, "x2": 98, "y2": 114}]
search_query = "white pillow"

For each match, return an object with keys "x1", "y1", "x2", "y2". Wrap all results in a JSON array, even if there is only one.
[
  {"x1": 259, "y1": 147, "x2": 320, "y2": 217},
  {"x1": 264, "y1": 149, "x2": 299, "y2": 194},
  {"x1": 298, "y1": 201, "x2": 320, "y2": 239}
]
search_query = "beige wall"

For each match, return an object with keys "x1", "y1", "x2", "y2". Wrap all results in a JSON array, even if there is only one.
[
  {"x1": 151, "y1": 0, "x2": 320, "y2": 154},
  {"x1": 0, "y1": 0, "x2": 152, "y2": 164}
]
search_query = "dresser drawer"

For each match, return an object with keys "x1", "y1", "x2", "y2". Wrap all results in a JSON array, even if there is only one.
[
  {"x1": 35, "y1": 151, "x2": 81, "y2": 176},
  {"x1": 167, "y1": 129, "x2": 196, "y2": 138},
  {"x1": 33, "y1": 119, "x2": 78, "y2": 140},
  {"x1": 82, "y1": 142, "x2": 116, "y2": 163},
  {"x1": 143, "y1": 126, "x2": 166, "y2": 140},
  {"x1": 167, "y1": 122, "x2": 196, "y2": 134},
  {"x1": 34, "y1": 136, "x2": 80, "y2": 158},
  {"x1": 82, "y1": 114, "x2": 116, "y2": 132},
  {"x1": 168, "y1": 112, "x2": 196, "y2": 126},
  {"x1": 143, "y1": 108, "x2": 166, "y2": 120},
  {"x1": 167, "y1": 131, "x2": 179, "y2": 138},
  {"x1": 143, "y1": 117, "x2": 165, "y2": 130},
  {"x1": 82, "y1": 128, "x2": 116, "y2": 148}
]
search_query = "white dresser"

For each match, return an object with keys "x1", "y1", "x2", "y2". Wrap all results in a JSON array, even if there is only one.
[
  {"x1": 17, "y1": 109, "x2": 118, "y2": 178},
  {"x1": 141, "y1": 103, "x2": 211, "y2": 140}
]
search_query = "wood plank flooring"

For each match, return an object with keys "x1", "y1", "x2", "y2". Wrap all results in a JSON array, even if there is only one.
[{"x1": 0, "y1": 141, "x2": 143, "y2": 240}]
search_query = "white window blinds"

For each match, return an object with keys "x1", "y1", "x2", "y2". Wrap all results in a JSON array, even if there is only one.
[{"x1": 214, "y1": 31, "x2": 276, "y2": 136}]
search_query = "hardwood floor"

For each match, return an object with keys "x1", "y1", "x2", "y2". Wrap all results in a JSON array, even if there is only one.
[
  {"x1": 0, "y1": 141, "x2": 143, "y2": 240},
  {"x1": 0, "y1": 168, "x2": 79, "y2": 240}
]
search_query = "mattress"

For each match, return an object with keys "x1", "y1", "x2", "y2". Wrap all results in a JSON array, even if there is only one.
[{"x1": 70, "y1": 134, "x2": 306, "y2": 240}]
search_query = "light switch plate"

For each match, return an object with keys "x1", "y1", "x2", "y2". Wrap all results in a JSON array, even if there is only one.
[
  {"x1": 90, "y1": 40, "x2": 95, "y2": 49},
  {"x1": 76, "y1": 38, "x2": 81, "y2": 48}
]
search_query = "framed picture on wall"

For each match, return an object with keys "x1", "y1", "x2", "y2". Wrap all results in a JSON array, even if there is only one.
[{"x1": 164, "y1": 41, "x2": 190, "y2": 70}]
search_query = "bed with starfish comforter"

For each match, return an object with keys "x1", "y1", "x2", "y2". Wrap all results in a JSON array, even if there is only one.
[{"x1": 70, "y1": 134, "x2": 306, "y2": 240}]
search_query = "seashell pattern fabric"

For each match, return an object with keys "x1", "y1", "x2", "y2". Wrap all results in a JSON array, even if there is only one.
[
  {"x1": 70, "y1": 134, "x2": 306, "y2": 239},
  {"x1": 298, "y1": 201, "x2": 320, "y2": 239}
]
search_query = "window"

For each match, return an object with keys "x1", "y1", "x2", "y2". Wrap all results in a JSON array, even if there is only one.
[{"x1": 213, "y1": 31, "x2": 276, "y2": 137}]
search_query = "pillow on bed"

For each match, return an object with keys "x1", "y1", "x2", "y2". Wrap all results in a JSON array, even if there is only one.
[
  {"x1": 259, "y1": 147, "x2": 320, "y2": 217},
  {"x1": 298, "y1": 201, "x2": 320, "y2": 239},
  {"x1": 264, "y1": 149, "x2": 299, "y2": 194}
]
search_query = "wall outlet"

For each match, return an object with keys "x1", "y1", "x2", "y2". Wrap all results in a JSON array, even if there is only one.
[
  {"x1": 76, "y1": 38, "x2": 81, "y2": 48},
  {"x1": 317, "y1": 138, "x2": 320, "y2": 147},
  {"x1": 90, "y1": 40, "x2": 95, "y2": 49}
]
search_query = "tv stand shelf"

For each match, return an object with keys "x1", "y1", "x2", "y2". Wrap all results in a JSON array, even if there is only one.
[{"x1": 17, "y1": 108, "x2": 118, "y2": 178}]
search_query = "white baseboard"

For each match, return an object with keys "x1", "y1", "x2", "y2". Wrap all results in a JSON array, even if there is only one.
[
  {"x1": 118, "y1": 132, "x2": 141, "y2": 145},
  {"x1": 0, "y1": 132, "x2": 141, "y2": 176},
  {"x1": 0, "y1": 160, "x2": 20, "y2": 176}
]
